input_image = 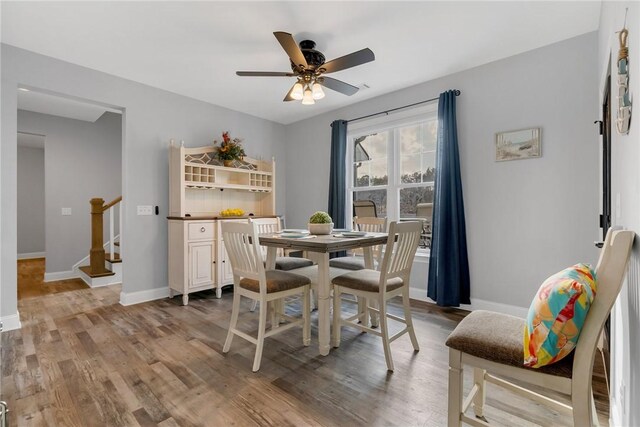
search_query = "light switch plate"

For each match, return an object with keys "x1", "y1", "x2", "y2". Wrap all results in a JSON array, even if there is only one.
[
  {"x1": 137, "y1": 205, "x2": 153, "y2": 216},
  {"x1": 61, "y1": 207, "x2": 72, "y2": 216}
]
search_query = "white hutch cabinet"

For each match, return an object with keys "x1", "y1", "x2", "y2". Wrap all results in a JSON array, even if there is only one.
[{"x1": 167, "y1": 140, "x2": 276, "y2": 305}]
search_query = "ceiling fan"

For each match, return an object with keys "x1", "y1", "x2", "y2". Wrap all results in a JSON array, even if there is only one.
[{"x1": 236, "y1": 31, "x2": 375, "y2": 105}]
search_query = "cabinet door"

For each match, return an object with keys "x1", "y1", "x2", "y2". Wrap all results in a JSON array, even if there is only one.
[
  {"x1": 189, "y1": 241, "x2": 215, "y2": 288},
  {"x1": 219, "y1": 242, "x2": 235, "y2": 285}
]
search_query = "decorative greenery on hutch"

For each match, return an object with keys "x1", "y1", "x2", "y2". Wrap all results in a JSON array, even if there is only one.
[{"x1": 214, "y1": 131, "x2": 246, "y2": 166}]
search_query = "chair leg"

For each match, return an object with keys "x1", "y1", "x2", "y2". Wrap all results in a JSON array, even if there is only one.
[
  {"x1": 269, "y1": 301, "x2": 280, "y2": 329},
  {"x1": 473, "y1": 368, "x2": 486, "y2": 419},
  {"x1": 378, "y1": 298, "x2": 394, "y2": 372},
  {"x1": 250, "y1": 300, "x2": 258, "y2": 312},
  {"x1": 252, "y1": 298, "x2": 268, "y2": 372},
  {"x1": 303, "y1": 287, "x2": 311, "y2": 346},
  {"x1": 223, "y1": 290, "x2": 242, "y2": 353},
  {"x1": 369, "y1": 298, "x2": 380, "y2": 328},
  {"x1": 402, "y1": 290, "x2": 419, "y2": 351},
  {"x1": 310, "y1": 289, "x2": 317, "y2": 311},
  {"x1": 572, "y1": 379, "x2": 594, "y2": 426},
  {"x1": 332, "y1": 287, "x2": 342, "y2": 348},
  {"x1": 357, "y1": 297, "x2": 368, "y2": 326},
  {"x1": 448, "y1": 349, "x2": 463, "y2": 427}
]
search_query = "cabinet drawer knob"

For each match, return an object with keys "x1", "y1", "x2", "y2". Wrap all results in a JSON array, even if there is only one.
[{"x1": 200, "y1": 227, "x2": 206, "y2": 232}]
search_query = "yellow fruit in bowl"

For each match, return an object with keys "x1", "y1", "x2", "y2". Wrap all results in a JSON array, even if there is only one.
[{"x1": 220, "y1": 208, "x2": 244, "y2": 217}]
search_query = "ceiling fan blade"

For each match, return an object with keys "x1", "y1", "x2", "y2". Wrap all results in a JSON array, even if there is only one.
[
  {"x1": 320, "y1": 77, "x2": 359, "y2": 96},
  {"x1": 273, "y1": 31, "x2": 308, "y2": 69},
  {"x1": 236, "y1": 71, "x2": 296, "y2": 77},
  {"x1": 321, "y1": 48, "x2": 375, "y2": 74},
  {"x1": 283, "y1": 83, "x2": 298, "y2": 102}
]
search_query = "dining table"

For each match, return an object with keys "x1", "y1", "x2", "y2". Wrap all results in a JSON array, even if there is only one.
[{"x1": 258, "y1": 231, "x2": 389, "y2": 356}]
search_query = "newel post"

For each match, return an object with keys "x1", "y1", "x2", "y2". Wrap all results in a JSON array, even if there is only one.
[{"x1": 90, "y1": 198, "x2": 106, "y2": 274}]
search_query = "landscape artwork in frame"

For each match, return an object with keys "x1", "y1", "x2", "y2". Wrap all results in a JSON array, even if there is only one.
[{"x1": 495, "y1": 128, "x2": 541, "y2": 162}]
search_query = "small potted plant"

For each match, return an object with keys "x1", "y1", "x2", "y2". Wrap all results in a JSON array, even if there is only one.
[
  {"x1": 308, "y1": 211, "x2": 334, "y2": 235},
  {"x1": 214, "y1": 131, "x2": 246, "y2": 167}
]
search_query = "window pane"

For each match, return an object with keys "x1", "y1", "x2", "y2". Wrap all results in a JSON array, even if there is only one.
[
  {"x1": 353, "y1": 131, "x2": 389, "y2": 187},
  {"x1": 400, "y1": 155, "x2": 421, "y2": 183},
  {"x1": 399, "y1": 186, "x2": 434, "y2": 218},
  {"x1": 422, "y1": 152, "x2": 436, "y2": 183},
  {"x1": 423, "y1": 120, "x2": 437, "y2": 152},
  {"x1": 354, "y1": 162, "x2": 369, "y2": 187},
  {"x1": 354, "y1": 189, "x2": 387, "y2": 217},
  {"x1": 399, "y1": 124, "x2": 421, "y2": 154}
]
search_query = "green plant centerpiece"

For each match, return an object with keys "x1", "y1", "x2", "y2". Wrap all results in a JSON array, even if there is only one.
[
  {"x1": 308, "y1": 211, "x2": 334, "y2": 235},
  {"x1": 214, "y1": 131, "x2": 246, "y2": 167}
]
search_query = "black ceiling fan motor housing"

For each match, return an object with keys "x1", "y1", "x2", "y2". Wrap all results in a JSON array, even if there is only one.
[{"x1": 291, "y1": 40, "x2": 326, "y2": 70}]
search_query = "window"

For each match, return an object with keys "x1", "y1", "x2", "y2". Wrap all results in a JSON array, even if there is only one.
[{"x1": 347, "y1": 104, "x2": 438, "y2": 248}]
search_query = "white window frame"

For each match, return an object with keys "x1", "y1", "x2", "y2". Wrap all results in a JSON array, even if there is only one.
[{"x1": 345, "y1": 102, "x2": 438, "y2": 253}]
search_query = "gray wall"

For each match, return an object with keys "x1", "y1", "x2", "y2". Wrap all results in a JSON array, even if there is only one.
[
  {"x1": 18, "y1": 110, "x2": 122, "y2": 274},
  {"x1": 1, "y1": 44, "x2": 287, "y2": 320},
  {"x1": 598, "y1": 2, "x2": 640, "y2": 426},
  {"x1": 284, "y1": 32, "x2": 599, "y2": 310},
  {"x1": 17, "y1": 145, "x2": 45, "y2": 255}
]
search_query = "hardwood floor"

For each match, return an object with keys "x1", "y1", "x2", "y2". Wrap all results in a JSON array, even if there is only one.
[
  {"x1": 2, "y1": 280, "x2": 609, "y2": 426},
  {"x1": 17, "y1": 258, "x2": 88, "y2": 300}
]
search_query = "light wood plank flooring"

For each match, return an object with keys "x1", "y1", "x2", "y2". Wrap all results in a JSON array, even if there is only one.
[{"x1": 2, "y1": 274, "x2": 609, "y2": 426}]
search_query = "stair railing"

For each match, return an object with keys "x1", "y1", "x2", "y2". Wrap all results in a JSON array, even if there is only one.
[{"x1": 89, "y1": 196, "x2": 122, "y2": 275}]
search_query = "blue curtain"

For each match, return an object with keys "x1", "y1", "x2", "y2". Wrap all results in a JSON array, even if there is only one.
[
  {"x1": 428, "y1": 90, "x2": 470, "y2": 306},
  {"x1": 328, "y1": 120, "x2": 347, "y2": 229}
]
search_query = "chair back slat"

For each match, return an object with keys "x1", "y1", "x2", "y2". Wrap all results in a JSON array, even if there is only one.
[
  {"x1": 249, "y1": 217, "x2": 282, "y2": 258},
  {"x1": 380, "y1": 221, "x2": 422, "y2": 286},
  {"x1": 221, "y1": 221, "x2": 266, "y2": 286},
  {"x1": 573, "y1": 228, "x2": 634, "y2": 377},
  {"x1": 354, "y1": 216, "x2": 387, "y2": 233}
]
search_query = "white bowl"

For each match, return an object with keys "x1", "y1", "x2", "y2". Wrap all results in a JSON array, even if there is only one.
[{"x1": 308, "y1": 222, "x2": 334, "y2": 235}]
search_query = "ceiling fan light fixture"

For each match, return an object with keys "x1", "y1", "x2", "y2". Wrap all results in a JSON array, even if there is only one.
[
  {"x1": 312, "y1": 83, "x2": 325, "y2": 100},
  {"x1": 302, "y1": 87, "x2": 315, "y2": 105},
  {"x1": 291, "y1": 82, "x2": 304, "y2": 100}
]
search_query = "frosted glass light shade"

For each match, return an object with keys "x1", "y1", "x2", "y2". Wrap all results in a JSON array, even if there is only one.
[
  {"x1": 291, "y1": 82, "x2": 304, "y2": 100},
  {"x1": 312, "y1": 83, "x2": 325, "y2": 100},
  {"x1": 302, "y1": 87, "x2": 315, "y2": 105}
]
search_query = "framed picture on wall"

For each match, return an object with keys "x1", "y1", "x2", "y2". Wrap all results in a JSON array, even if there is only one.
[{"x1": 495, "y1": 127, "x2": 541, "y2": 162}]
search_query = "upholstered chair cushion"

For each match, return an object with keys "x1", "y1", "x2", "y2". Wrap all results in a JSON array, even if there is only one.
[
  {"x1": 332, "y1": 269, "x2": 403, "y2": 293},
  {"x1": 240, "y1": 270, "x2": 311, "y2": 293},
  {"x1": 274, "y1": 257, "x2": 314, "y2": 271},
  {"x1": 329, "y1": 257, "x2": 366, "y2": 271},
  {"x1": 524, "y1": 263, "x2": 597, "y2": 368},
  {"x1": 446, "y1": 310, "x2": 574, "y2": 378}
]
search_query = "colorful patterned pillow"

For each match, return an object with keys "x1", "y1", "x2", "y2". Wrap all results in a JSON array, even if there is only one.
[{"x1": 523, "y1": 263, "x2": 597, "y2": 368}]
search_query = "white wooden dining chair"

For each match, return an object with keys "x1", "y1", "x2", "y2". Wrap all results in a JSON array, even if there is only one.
[
  {"x1": 445, "y1": 228, "x2": 634, "y2": 426},
  {"x1": 329, "y1": 216, "x2": 387, "y2": 271},
  {"x1": 332, "y1": 221, "x2": 422, "y2": 371},
  {"x1": 221, "y1": 221, "x2": 311, "y2": 372},
  {"x1": 248, "y1": 217, "x2": 314, "y2": 314}
]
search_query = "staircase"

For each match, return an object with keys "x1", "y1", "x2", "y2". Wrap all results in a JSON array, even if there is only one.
[{"x1": 75, "y1": 196, "x2": 123, "y2": 288}]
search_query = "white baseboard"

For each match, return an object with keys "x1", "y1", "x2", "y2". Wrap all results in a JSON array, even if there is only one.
[
  {"x1": 408, "y1": 286, "x2": 528, "y2": 318},
  {"x1": 1, "y1": 312, "x2": 22, "y2": 332},
  {"x1": 44, "y1": 270, "x2": 80, "y2": 282},
  {"x1": 120, "y1": 287, "x2": 169, "y2": 306},
  {"x1": 18, "y1": 252, "x2": 45, "y2": 260}
]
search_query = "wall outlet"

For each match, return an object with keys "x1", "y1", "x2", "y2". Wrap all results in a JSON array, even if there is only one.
[
  {"x1": 137, "y1": 205, "x2": 153, "y2": 216},
  {"x1": 61, "y1": 207, "x2": 72, "y2": 216}
]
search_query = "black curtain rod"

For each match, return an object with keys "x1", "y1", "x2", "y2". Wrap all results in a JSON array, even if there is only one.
[{"x1": 345, "y1": 89, "x2": 461, "y2": 124}]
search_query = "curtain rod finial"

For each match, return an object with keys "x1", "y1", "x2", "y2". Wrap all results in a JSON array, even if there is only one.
[{"x1": 453, "y1": 89, "x2": 461, "y2": 96}]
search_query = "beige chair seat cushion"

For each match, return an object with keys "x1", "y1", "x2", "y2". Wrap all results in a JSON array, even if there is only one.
[
  {"x1": 332, "y1": 269, "x2": 404, "y2": 293},
  {"x1": 239, "y1": 270, "x2": 311, "y2": 294},
  {"x1": 329, "y1": 256, "x2": 366, "y2": 271},
  {"x1": 445, "y1": 310, "x2": 574, "y2": 378},
  {"x1": 274, "y1": 257, "x2": 314, "y2": 271}
]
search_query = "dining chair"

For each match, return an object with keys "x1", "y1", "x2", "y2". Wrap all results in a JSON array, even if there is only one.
[
  {"x1": 221, "y1": 221, "x2": 311, "y2": 372},
  {"x1": 332, "y1": 221, "x2": 422, "y2": 371},
  {"x1": 329, "y1": 216, "x2": 387, "y2": 271},
  {"x1": 445, "y1": 228, "x2": 634, "y2": 426},
  {"x1": 415, "y1": 202, "x2": 433, "y2": 248},
  {"x1": 353, "y1": 200, "x2": 378, "y2": 218}
]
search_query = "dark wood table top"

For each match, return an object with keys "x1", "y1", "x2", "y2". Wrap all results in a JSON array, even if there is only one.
[{"x1": 258, "y1": 232, "x2": 388, "y2": 254}]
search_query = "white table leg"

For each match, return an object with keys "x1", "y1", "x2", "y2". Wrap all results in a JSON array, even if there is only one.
[
  {"x1": 265, "y1": 247, "x2": 282, "y2": 326},
  {"x1": 363, "y1": 246, "x2": 379, "y2": 327},
  {"x1": 317, "y1": 252, "x2": 331, "y2": 356}
]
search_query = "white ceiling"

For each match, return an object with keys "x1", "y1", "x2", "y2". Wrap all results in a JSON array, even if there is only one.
[
  {"x1": 17, "y1": 89, "x2": 122, "y2": 122},
  {"x1": 1, "y1": 1, "x2": 601, "y2": 125},
  {"x1": 17, "y1": 132, "x2": 45, "y2": 149}
]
